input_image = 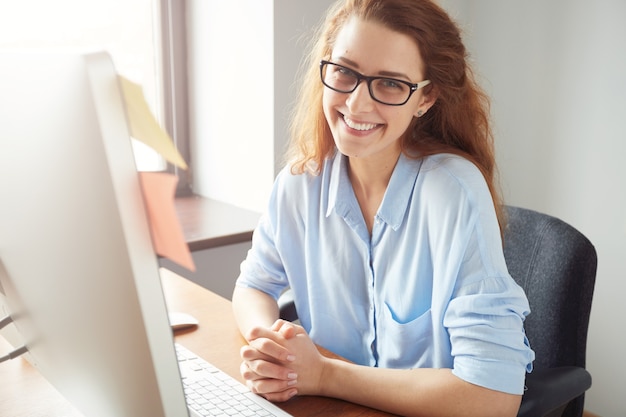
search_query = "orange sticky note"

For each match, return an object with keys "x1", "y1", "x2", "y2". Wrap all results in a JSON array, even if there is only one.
[{"x1": 139, "y1": 172, "x2": 195, "y2": 272}]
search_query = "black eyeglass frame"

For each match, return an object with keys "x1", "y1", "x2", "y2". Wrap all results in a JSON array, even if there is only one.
[{"x1": 319, "y1": 60, "x2": 431, "y2": 106}]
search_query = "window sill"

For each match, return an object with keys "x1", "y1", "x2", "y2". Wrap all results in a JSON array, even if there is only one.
[{"x1": 174, "y1": 195, "x2": 261, "y2": 251}]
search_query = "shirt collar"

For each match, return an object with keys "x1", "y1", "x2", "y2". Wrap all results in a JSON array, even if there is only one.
[
  {"x1": 326, "y1": 151, "x2": 423, "y2": 231},
  {"x1": 326, "y1": 151, "x2": 354, "y2": 218},
  {"x1": 377, "y1": 153, "x2": 423, "y2": 230}
]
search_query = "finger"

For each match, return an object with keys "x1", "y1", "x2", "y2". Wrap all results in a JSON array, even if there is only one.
[
  {"x1": 246, "y1": 377, "x2": 298, "y2": 400},
  {"x1": 270, "y1": 319, "x2": 285, "y2": 332},
  {"x1": 270, "y1": 319, "x2": 287, "y2": 332},
  {"x1": 245, "y1": 358, "x2": 298, "y2": 381},
  {"x1": 241, "y1": 342, "x2": 294, "y2": 367},
  {"x1": 277, "y1": 322, "x2": 298, "y2": 339},
  {"x1": 240, "y1": 344, "x2": 271, "y2": 362},
  {"x1": 241, "y1": 341, "x2": 278, "y2": 360},
  {"x1": 271, "y1": 319, "x2": 306, "y2": 338},
  {"x1": 240, "y1": 348, "x2": 298, "y2": 382},
  {"x1": 270, "y1": 319, "x2": 293, "y2": 336},
  {"x1": 247, "y1": 323, "x2": 303, "y2": 341},
  {"x1": 246, "y1": 325, "x2": 284, "y2": 341},
  {"x1": 240, "y1": 360, "x2": 293, "y2": 383},
  {"x1": 248, "y1": 336, "x2": 296, "y2": 363},
  {"x1": 257, "y1": 387, "x2": 298, "y2": 403},
  {"x1": 240, "y1": 360, "x2": 257, "y2": 381}
]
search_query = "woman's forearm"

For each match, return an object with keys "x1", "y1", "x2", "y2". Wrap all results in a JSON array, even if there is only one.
[
  {"x1": 318, "y1": 358, "x2": 521, "y2": 417},
  {"x1": 231, "y1": 285, "x2": 280, "y2": 338}
]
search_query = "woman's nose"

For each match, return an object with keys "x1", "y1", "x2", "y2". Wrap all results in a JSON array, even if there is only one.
[{"x1": 346, "y1": 81, "x2": 375, "y2": 113}]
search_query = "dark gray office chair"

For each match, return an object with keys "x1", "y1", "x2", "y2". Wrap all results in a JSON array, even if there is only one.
[
  {"x1": 278, "y1": 205, "x2": 597, "y2": 417},
  {"x1": 503, "y1": 206, "x2": 596, "y2": 417}
]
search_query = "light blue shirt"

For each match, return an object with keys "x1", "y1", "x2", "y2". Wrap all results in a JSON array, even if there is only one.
[{"x1": 236, "y1": 151, "x2": 534, "y2": 395}]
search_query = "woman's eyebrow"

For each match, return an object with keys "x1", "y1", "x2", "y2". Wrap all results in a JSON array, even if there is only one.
[
  {"x1": 334, "y1": 56, "x2": 360, "y2": 68},
  {"x1": 334, "y1": 56, "x2": 412, "y2": 80}
]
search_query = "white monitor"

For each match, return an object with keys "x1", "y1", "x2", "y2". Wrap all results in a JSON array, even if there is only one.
[{"x1": 0, "y1": 50, "x2": 189, "y2": 417}]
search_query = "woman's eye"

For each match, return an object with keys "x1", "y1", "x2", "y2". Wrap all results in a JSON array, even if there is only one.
[
  {"x1": 337, "y1": 67, "x2": 357, "y2": 78},
  {"x1": 380, "y1": 79, "x2": 403, "y2": 89}
]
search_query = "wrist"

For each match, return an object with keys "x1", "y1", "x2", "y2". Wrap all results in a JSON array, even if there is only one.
[{"x1": 317, "y1": 356, "x2": 342, "y2": 397}]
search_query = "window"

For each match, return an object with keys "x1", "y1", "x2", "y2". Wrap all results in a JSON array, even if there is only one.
[{"x1": 0, "y1": 0, "x2": 168, "y2": 173}]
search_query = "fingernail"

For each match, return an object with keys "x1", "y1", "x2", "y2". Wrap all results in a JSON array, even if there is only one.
[
  {"x1": 287, "y1": 372, "x2": 298, "y2": 380},
  {"x1": 287, "y1": 379, "x2": 298, "y2": 386},
  {"x1": 286, "y1": 354, "x2": 296, "y2": 362}
]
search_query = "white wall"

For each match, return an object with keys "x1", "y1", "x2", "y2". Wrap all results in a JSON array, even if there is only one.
[
  {"x1": 184, "y1": 0, "x2": 333, "y2": 299},
  {"x1": 273, "y1": 0, "x2": 334, "y2": 174},
  {"x1": 440, "y1": 1, "x2": 626, "y2": 415},
  {"x1": 187, "y1": 0, "x2": 334, "y2": 212},
  {"x1": 187, "y1": 0, "x2": 275, "y2": 212}
]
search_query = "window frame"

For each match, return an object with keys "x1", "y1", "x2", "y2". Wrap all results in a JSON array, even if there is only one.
[{"x1": 159, "y1": 0, "x2": 192, "y2": 196}]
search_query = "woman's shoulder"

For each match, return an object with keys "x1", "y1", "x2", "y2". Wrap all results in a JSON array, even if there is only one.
[
  {"x1": 270, "y1": 160, "x2": 329, "y2": 206},
  {"x1": 419, "y1": 153, "x2": 486, "y2": 188},
  {"x1": 274, "y1": 160, "x2": 323, "y2": 189},
  {"x1": 420, "y1": 153, "x2": 482, "y2": 177},
  {"x1": 416, "y1": 153, "x2": 492, "y2": 208}
]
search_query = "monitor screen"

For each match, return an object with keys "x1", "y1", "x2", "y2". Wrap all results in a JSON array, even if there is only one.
[{"x1": 0, "y1": 50, "x2": 188, "y2": 417}]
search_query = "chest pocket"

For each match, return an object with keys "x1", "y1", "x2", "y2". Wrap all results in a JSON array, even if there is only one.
[{"x1": 377, "y1": 303, "x2": 435, "y2": 369}]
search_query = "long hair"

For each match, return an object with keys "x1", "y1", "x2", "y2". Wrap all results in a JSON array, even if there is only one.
[{"x1": 286, "y1": 0, "x2": 506, "y2": 230}]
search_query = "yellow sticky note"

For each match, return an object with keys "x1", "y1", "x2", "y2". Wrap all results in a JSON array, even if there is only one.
[{"x1": 118, "y1": 76, "x2": 188, "y2": 170}]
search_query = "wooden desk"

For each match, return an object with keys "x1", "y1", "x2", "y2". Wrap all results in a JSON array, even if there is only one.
[
  {"x1": 0, "y1": 269, "x2": 395, "y2": 417},
  {"x1": 0, "y1": 337, "x2": 83, "y2": 417}
]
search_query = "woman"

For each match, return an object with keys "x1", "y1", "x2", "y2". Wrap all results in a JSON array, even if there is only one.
[{"x1": 232, "y1": 0, "x2": 534, "y2": 416}]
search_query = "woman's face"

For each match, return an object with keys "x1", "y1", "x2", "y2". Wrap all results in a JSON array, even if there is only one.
[{"x1": 323, "y1": 17, "x2": 433, "y2": 163}]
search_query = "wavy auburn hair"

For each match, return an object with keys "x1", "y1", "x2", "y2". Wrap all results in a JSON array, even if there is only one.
[{"x1": 286, "y1": 0, "x2": 505, "y2": 230}]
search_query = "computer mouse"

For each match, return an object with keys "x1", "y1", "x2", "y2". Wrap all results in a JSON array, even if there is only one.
[{"x1": 168, "y1": 311, "x2": 199, "y2": 331}]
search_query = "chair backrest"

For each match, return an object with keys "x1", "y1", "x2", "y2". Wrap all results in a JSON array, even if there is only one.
[
  {"x1": 503, "y1": 206, "x2": 597, "y2": 416},
  {"x1": 503, "y1": 206, "x2": 597, "y2": 370}
]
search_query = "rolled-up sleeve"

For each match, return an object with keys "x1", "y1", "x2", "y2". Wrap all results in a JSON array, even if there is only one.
[
  {"x1": 426, "y1": 157, "x2": 535, "y2": 394},
  {"x1": 445, "y1": 274, "x2": 534, "y2": 394}
]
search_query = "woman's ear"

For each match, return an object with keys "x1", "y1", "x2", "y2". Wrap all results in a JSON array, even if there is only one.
[{"x1": 414, "y1": 86, "x2": 438, "y2": 118}]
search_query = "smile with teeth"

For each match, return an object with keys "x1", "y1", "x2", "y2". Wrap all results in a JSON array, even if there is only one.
[{"x1": 343, "y1": 115, "x2": 379, "y2": 131}]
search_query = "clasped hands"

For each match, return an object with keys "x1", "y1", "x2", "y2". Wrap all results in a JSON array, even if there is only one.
[{"x1": 240, "y1": 319, "x2": 328, "y2": 402}]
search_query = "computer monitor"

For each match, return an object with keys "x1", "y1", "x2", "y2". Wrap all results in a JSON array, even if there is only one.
[{"x1": 0, "y1": 50, "x2": 189, "y2": 417}]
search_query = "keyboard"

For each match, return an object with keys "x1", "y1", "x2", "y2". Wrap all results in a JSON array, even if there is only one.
[{"x1": 175, "y1": 344, "x2": 293, "y2": 417}]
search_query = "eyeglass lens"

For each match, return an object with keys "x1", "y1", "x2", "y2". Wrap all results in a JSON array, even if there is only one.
[{"x1": 321, "y1": 62, "x2": 412, "y2": 105}]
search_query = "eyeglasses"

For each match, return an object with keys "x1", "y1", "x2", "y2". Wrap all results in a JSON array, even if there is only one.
[{"x1": 319, "y1": 60, "x2": 431, "y2": 106}]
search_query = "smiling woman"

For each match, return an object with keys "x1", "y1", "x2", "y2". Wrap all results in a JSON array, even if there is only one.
[
  {"x1": 0, "y1": 0, "x2": 164, "y2": 172},
  {"x1": 231, "y1": 1, "x2": 534, "y2": 416}
]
